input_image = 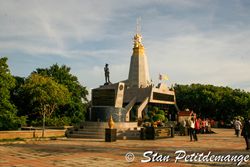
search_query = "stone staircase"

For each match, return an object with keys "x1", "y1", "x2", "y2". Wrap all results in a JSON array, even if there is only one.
[{"x1": 66, "y1": 121, "x2": 141, "y2": 140}]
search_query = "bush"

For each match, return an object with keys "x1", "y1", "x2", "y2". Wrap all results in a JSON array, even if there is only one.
[
  {"x1": 153, "y1": 114, "x2": 165, "y2": 122},
  {"x1": 156, "y1": 110, "x2": 165, "y2": 115},
  {"x1": 0, "y1": 115, "x2": 26, "y2": 130},
  {"x1": 30, "y1": 116, "x2": 71, "y2": 127},
  {"x1": 48, "y1": 117, "x2": 71, "y2": 126}
]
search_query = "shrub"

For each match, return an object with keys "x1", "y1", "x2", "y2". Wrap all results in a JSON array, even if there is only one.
[{"x1": 153, "y1": 114, "x2": 165, "y2": 122}]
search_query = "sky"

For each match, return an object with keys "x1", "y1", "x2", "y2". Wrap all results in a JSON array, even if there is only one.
[{"x1": 1, "y1": 0, "x2": 250, "y2": 93}]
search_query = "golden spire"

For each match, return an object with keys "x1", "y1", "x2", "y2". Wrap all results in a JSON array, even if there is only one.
[{"x1": 129, "y1": 17, "x2": 150, "y2": 88}]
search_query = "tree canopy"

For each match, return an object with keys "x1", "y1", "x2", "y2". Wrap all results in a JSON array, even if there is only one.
[
  {"x1": 21, "y1": 73, "x2": 71, "y2": 117},
  {"x1": 174, "y1": 84, "x2": 250, "y2": 122},
  {"x1": 18, "y1": 73, "x2": 71, "y2": 132},
  {"x1": 0, "y1": 57, "x2": 26, "y2": 130},
  {"x1": 11, "y1": 64, "x2": 89, "y2": 127},
  {"x1": 33, "y1": 64, "x2": 88, "y2": 124}
]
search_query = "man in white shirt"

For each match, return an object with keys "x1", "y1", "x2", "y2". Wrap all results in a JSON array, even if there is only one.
[
  {"x1": 189, "y1": 117, "x2": 197, "y2": 141},
  {"x1": 234, "y1": 118, "x2": 242, "y2": 137}
]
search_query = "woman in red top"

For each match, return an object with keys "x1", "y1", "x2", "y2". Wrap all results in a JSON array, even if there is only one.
[{"x1": 194, "y1": 118, "x2": 200, "y2": 141}]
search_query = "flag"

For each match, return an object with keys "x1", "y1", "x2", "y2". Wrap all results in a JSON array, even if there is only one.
[
  {"x1": 159, "y1": 74, "x2": 169, "y2": 81},
  {"x1": 162, "y1": 74, "x2": 169, "y2": 81},
  {"x1": 159, "y1": 74, "x2": 162, "y2": 80}
]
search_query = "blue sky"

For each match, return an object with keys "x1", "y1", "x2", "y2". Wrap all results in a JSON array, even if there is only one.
[{"x1": 1, "y1": 0, "x2": 250, "y2": 93}]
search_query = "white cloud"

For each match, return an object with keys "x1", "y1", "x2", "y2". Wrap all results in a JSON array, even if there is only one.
[
  {"x1": 0, "y1": 0, "x2": 250, "y2": 92},
  {"x1": 146, "y1": 30, "x2": 250, "y2": 90},
  {"x1": 0, "y1": 0, "x2": 116, "y2": 57}
]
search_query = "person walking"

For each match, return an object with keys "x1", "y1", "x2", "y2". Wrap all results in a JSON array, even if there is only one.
[
  {"x1": 241, "y1": 119, "x2": 250, "y2": 150},
  {"x1": 234, "y1": 118, "x2": 242, "y2": 137}
]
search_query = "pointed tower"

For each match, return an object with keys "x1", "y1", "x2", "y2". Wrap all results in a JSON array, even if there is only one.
[{"x1": 127, "y1": 33, "x2": 151, "y2": 88}]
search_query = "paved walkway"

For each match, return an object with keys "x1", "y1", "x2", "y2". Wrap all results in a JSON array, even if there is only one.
[{"x1": 0, "y1": 128, "x2": 249, "y2": 167}]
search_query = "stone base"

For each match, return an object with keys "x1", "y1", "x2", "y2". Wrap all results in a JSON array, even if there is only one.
[
  {"x1": 104, "y1": 82, "x2": 112, "y2": 85},
  {"x1": 140, "y1": 126, "x2": 174, "y2": 140},
  {"x1": 90, "y1": 107, "x2": 126, "y2": 122},
  {"x1": 105, "y1": 129, "x2": 117, "y2": 142}
]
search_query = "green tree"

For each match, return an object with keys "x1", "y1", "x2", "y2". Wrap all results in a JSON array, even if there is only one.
[
  {"x1": 34, "y1": 64, "x2": 88, "y2": 124},
  {"x1": 0, "y1": 57, "x2": 26, "y2": 130},
  {"x1": 10, "y1": 76, "x2": 25, "y2": 116},
  {"x1": 21, "y1": 73, "x2": 70, "y2": 136},
  {"x1": 174, "y1": 83, "x2": 250, "y2": 123}
]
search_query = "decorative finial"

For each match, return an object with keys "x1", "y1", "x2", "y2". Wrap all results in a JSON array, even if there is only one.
[
  {"x1": 134, "y1": 17, "x2": 143, "y2": 47},
  {"x1": 108, "y1": 115, "x2": 115, "y2": 129}
]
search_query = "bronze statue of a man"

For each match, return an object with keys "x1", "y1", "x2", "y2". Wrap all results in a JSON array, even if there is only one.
[{"x1": 104, "y1": 64, "x2": 110, "y2": 84}]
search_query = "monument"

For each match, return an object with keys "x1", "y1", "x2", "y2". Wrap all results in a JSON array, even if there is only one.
[
  {"x1": 89, "y1": 31, "x2": 176, "y2": 123},
  {"x1": 67, "y1": 26, "x2": 176, "y2": 139}
]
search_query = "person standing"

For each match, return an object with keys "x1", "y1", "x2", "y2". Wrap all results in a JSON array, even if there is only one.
[
  {"x1": 194, "y1": 118, "x2": 199, "y2": 141},
  {"x1": 201, "y1": 119, "x2": 206, "y2": 134},
  {"x1": 241, "y1": 119, "x2": 250, "y2": 150},
  {"x1": 233, "y1": 119, "x2": 237, "y2": 135},
  {"x1": 186, "y1": 119, "x2": 191, "y2": 136},
  {"x1": 205, "y1": 118, "x2": 209, "y2": 133},
  {"x1": 189, "y1": 117, "x2": 196, "y2": 141},
  {"x1": 234, "y1": 118, "x2": 242, "y2": 137},
  {"x1": 180, "y1": 120, "x2": 186, "y2": 136}
]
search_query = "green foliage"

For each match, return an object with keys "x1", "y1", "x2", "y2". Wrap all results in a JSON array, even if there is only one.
[
  {"x1": 174, "y1": 84, "x2": 250, "y2": 122},
  {"x1": 152, "y1": 106, "x2": 159, "y2": 112},
  {"x1": 11, "y1": 64, "x2": 88, "y2": 127},
  {"x1": 0, "y1": 57, "x2": 26, "y2": 130},
  {"x1": 153, "y1": 114, "x2": 165, "y2": 122},
  {"x1": 46, "y1": 116, "x2": 71, "y2": 126},
  {"x1": 146, "y1": 106, "x2": 166, "y2": 122},
  {"x1": 156, "y1": 110, "x2": 165, "y2": 115},
  {"x1": 34, "y1": 64, "x2": 88, "y2": 101},
  {"x1": 34, "y1": 64, "x2": 88, "y2": 124},
  {"x1": 19, "y1": 74, "x2": 71, "y2": 124},
  {"x1": 31, "y1": 116, "x2": 71, "y2": 126},
  {"x1": 0, "y1": 137, "x2": 25, "y2": 142},
  {"x1": 234, "y1": 116, "x2": 244, "y2": 122}
]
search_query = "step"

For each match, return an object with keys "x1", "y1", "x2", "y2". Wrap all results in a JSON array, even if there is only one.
[
  {"x1": 68, "y1": 133, "x2": 105, "y2": 139},
  {"x1": 72, "y1": 131, "x2": 105, "y2": 135},
  {"x1": 69, "y1": 129, "x2": 141, "y2": 135},
  {"x1": 68, "y1": 133, "x2": 140, "y2": 140},
  {"x1": 76, "y1": 129, "x2": 105, "y2": 132},
  {"x1": 71, "y1": 130, "x2": 140, "y2": 135},
  {"x1": 78, "y1": 121, "x2": 138, "y2": 129},
  {"x1": 67, "y1": 121, "x2": 141, "y2": 140}
]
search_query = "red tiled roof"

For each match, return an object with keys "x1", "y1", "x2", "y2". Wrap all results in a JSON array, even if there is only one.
[{"x1": 178, "y1": 111, "x2": 192, "y2": 116}]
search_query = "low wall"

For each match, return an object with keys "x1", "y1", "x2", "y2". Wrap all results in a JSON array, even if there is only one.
[{"x1": 0, "y1": 129, "x2": 66, "y2": 139}]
